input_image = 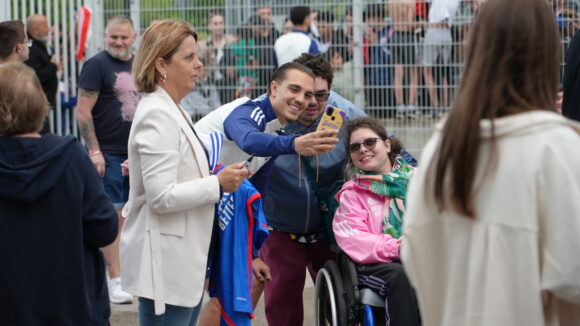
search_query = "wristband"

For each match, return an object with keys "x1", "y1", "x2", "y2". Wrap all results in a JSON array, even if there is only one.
[{"x1": 89, "y1": 150, "x2": 102, "y2": 157}]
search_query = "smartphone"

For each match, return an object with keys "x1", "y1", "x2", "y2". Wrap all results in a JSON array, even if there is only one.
[
  {"x1": 316, "y1": 105, "x2": 345, "y2": 136},
  {"x1": 243, "y1": 155, "x2": 255, "y2": 169}
]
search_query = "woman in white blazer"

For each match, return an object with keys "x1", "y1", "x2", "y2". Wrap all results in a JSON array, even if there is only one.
[
  {"x1": 401, "y1": 0, "x2": 580, "y2": 325},
  {"x1": 120, "y1": 20, "x2": 249, "y2": 325}
]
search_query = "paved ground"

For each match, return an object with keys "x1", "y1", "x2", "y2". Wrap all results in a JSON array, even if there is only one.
[{"x1": 110, "y1": 276, "x2": 315, "y2": 326}]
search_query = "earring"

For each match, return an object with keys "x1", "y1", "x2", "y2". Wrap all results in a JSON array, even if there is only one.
[{"x1": 162, "y1": 74, "x2": 167, "y2": 83}]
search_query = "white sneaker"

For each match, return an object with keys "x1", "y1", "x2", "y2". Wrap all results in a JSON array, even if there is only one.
[
  {"x1": 108, "y1": 278, "x2": 133, "y2": 304},
  {"x1": 396, "y1": 104, "x2": 406, "y2": 119},
  {"x1": 406, "y1": 105, "x2": 419, "y2": 119}
]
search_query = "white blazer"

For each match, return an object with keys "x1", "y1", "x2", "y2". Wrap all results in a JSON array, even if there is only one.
[{"x1": 120, "y1": 86, "x2": 220, "y2": 315}]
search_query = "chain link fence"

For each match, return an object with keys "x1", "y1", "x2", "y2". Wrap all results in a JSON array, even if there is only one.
[{"x1": 2, "y1": 0, "x2": 578, "y2": 156}]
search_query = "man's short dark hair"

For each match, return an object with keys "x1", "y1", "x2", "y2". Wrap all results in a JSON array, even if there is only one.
[
  {"x1": 364, "y1": 4, "x2": 385, "y2": 21},
  {"x1": 253, "y1": 0, "x2": 272, "y2": 11},
  {"x1": 247, "y1": 15, "x2": 265, "y2": 26},
  {"x1": 317, "y1": 11, "x2": 335, "y2": 24},
  {"x1": 290, "y1": 6, "x2": 311, "y2": 25},
  {"x1": 268, "y1": 62, "x2": 315, "y2": 95},
  {"x1": 0, "y1": 21, "x2": 26, "y2": 60},
  {"x1": 294, "y1": 53, "x2": 334, "y2": 87}
]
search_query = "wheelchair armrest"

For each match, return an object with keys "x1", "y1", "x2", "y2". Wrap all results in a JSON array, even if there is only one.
[{"x1": 338, "y1": 252, "x2": 361, "y2": 304}]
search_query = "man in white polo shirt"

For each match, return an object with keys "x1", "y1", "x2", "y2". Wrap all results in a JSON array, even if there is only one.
[{"x1": 274, "y1": 6, "x2": 321, "y2": 67}]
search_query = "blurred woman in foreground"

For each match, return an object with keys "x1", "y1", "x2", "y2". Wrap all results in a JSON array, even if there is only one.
[
  {"x1": 0, "y1": 62, "x2": 118, "y2": 325},
  {"x1": 402, "y1": 0, "x2": 580, "y2": 325}
]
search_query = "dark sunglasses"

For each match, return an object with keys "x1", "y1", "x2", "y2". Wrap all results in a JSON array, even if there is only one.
[
  {"x1": 314, "y1": 91, "x2": 330, "y2": 102},
  {"x1": 349, "y1": 137, "x2": 381, "y2": 153}
]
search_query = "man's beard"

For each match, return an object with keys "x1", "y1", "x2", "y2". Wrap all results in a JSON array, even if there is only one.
[{"x1": 106, "y1": 46, "x2": 131, "y2": 60}]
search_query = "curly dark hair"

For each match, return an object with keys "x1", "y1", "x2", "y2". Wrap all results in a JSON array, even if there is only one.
[{"x1": 293, "y1": 53, "x2": 334, "y2": 87}]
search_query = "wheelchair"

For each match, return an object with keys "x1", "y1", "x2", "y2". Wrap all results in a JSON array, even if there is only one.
[{"x1": 314, "y1": 251, "x2": 386, "y2": 326}]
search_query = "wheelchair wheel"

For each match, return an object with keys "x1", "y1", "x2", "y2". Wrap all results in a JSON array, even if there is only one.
[{"x1": 315, "y1": 260, "x2": 348, "y2": 326}]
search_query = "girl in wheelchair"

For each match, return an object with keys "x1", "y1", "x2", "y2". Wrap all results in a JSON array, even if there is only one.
[{"x1": 332, "y1": 117, "x2": 421, "y2": 325}]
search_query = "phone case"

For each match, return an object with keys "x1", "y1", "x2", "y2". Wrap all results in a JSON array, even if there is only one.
[{"x1": 316, "y1": 105, "x2": 346, "y2": 134}]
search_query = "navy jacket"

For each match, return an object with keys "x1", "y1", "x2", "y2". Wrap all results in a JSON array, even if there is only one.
[
  {"x1": 0, "y1": 135, "x2": 118, "y2": 325},
  {"x1": 24, "y1": 35, "x2": 58, "y2": 108},
  {"x1": 563, "y1": 28, "x2": 580, "y2": 122}
]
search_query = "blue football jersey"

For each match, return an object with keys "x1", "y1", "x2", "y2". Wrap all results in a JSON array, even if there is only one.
[{"x1": 210, "y1": 179, "x2": 269, "y2": 325}]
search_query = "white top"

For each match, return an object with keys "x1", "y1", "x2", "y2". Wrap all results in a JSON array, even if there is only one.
[
  {"x1": 121, "y1": 86, "x2": 220, "y2": 314},
  {"x1": 194, "y1": 96, "x2": 281, "y2": 173},
  {"x1": 274, "y1": 31, "x2": 316, "y2": 66},
  {"x1": 428, "y1": 0, "x2": 462, "y2": 26},
  {"x1": 402, "y1": 111, "x2": 580, "y2": 326}
]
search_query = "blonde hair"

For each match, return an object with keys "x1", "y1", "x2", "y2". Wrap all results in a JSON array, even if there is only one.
[
  {"x1": 0, "y1": 62, "x2": 49, "y2": 135},
  {"x1": 133, "y1": 20, "x2": 198, "y2": 93}
]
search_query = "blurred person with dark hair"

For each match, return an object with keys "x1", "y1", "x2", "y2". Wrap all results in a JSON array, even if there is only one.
[
  {"x1": 247, "y1": 14, "x2": 277, "y2": 95},
  {"x1": 198, "y1": 11, "x2": 237, "y2": 105},
  {"x1": 0, "y1": 20, "x2": 29, "y2": 64},
  {"x1": 315, "y1": 11, "x2": 335, "y2": 53},
  {"x1": 230, "y1": 23, "x2": 260, "y2": 99},
  {"x1": 562, "y1": 19, "x2": 580, "y2": 122},
  {"x1": 332, "y1": 7, "x2": 354, "y2": 62},
  {"x1": 403, "y1": 0, "x2": 580, "y2": 325},
  {"x1": 364, "y1": 3, "x2": 394, "y2": 111},
  {"x1": 0, "y1": 61, "x2": 118, "y2": 326},
  {"x1": 25, "y1": 14, "x2": 60, "y2": 134},
  {"x1": 254, "y1": 2, "x2": 281, "y2": 66},
  {"x1": 255, "y1": 1, "x2": 281, "y2": 40},
  {"x1": 274, "y1": 6, "x2": 321, "y2": 66}
]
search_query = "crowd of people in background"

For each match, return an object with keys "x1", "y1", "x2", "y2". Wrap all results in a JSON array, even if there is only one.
[
  {"x1": 174, "y1": 0, "x2": 580, "y2": 121},
  {"x1": 2, "y1": 0, "x2": 580, "y2": 325}
]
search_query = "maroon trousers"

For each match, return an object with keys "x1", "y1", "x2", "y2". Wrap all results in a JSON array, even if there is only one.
[{"x1": 260, "y1": 230, "x2": 336, "y2": 326}]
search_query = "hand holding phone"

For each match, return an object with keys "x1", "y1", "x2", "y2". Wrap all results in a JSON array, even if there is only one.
[{"x1": 316, "y1": 105, "x2": 345, "y2": 136}]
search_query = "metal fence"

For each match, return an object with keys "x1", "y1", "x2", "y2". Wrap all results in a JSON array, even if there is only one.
[{"x1": 2, "y1": 0, "x2": 579, "y2": 156}]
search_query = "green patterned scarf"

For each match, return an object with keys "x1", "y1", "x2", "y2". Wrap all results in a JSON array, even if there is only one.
[{"x1": 356, "y1": 157, "x2": 415, "y2": 238}]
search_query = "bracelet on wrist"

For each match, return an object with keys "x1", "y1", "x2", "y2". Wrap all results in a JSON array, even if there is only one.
[{"x1": 89, "y1": 150, "x2": 102, "y2": 157}]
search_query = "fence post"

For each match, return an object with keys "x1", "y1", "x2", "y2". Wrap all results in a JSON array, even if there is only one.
[
  {"x1": 87, "y1": 0, "x2": 104, "y2": 58},
  {"x1": 129, "y1": 0, "x2": 140, "y2": 36},
  {"x1": 352, "y1": 0, "x2": 365, "y2": 109},
  {"x1": 0, "y1": 1, "x2": 11, "y2": 21}
]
